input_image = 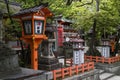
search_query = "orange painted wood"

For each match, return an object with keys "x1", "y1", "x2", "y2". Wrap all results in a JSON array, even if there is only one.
[
  {"x1": 102, "y1": 57, "x2": 105, "y2": 63},
  {"x1": 96, "y1": 56, "x2": 98, "y2": 62},
  {"x1": 53, "y1": 62, "x2": 94, "y2": 80},
  {"x1": 110, "y1": 40, "x2": 115, "y2": 52},
  {"x1": 13, "y1": 6, "x2": 53, "y2": 70},
  {"x1": 90, "y1": 56, "x2": 92, "y2": 61},
  {"x1": 82, "y1": 64, "x2": 85, "y2": 73},
  {"x1": 76, "y1": 65, "x2": 78, "y2": 74},
  {"x1": 61, "y1": 68, "x2": 64, "y2": 78},
  {"x1": 78, "y1": 65, "x2": 82, "y2": 72},
  {"x1": 69, "y1": 67, "x2": 72, "y2": 76},
  {"x1": 53, "y1": 70, "x2": 56, "y2": 80},
  {"x1": 85, "y1": 55, "x2": 120, "y2": 64}
]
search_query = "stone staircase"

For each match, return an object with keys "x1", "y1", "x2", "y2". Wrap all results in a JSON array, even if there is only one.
[{"x1": 99, "y1": 70, "x2": 120, "y2": 80}]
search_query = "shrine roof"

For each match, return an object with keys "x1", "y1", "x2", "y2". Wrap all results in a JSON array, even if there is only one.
[
  {"x1": 70, "y1": 38, "x2": 84, "y2": 43},
  {"x1": 57, "y1": 18, "x2": 73, "y2": 24},
  {"x1": 13, "y1": 3, "x2": 52, "y2": 17},
  {"x1": 54, "y1": 16, "x2": 73, "y2": 24}
]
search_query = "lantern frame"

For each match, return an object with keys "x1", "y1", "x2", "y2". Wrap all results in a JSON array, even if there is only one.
[
  {"x1": 12, "y1": 4, "x2": 53, "y2": 70},
  {"x1": 23, "y1": 20, "x2": 32, "y2": 35}
]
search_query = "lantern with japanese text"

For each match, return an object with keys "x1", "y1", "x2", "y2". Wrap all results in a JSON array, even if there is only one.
[
  {"x1": 70, "y1": 35, "x2": 84, "y2": 65},
  {"x1": 13, "y1": 4, "x2": 53, "y2": 70},
  {"x1": 101, "y1": 39, "x2": 110, "y2": 58}
]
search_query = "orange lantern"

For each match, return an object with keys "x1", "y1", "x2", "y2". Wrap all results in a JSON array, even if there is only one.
[{"x1": 13, "y1": 4, "x2": 53, "y2": 70}]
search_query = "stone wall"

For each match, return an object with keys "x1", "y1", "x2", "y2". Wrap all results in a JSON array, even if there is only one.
[{"x1": 0, "y1": 42, "x2": 21, "y2": 77}]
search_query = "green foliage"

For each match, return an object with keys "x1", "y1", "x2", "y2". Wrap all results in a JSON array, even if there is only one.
[
  {"x1": 60, "y1": 0, "x2": 120, "y2": 39},
  {"x1": 3, "y1": 18, "x2": 22, "y2": 41},
  {"x1": 1, "y1": 0, "x2": 120, "y2": 41},
  {"x1": 0, "y1": 2, "x2": 6, "y2": 13}
]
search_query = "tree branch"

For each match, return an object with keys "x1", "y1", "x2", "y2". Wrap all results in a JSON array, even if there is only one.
[
  {"x1": 95, "y1": 0, "x2": 100, "y2": 11},
  {"x1": 66, "y1": 0, "x2": 73, "y2": 5},
  {"x1": 4, "y1": 0, "x2": 14, "y2": 24},
  {"x1": 76, "y1": 0, "x2": 93, "y2": 7}
]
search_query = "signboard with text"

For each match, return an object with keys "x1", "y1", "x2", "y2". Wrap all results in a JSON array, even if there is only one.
[{"x1": 73, "y1": 51, "x2": 80, "y2": 65}]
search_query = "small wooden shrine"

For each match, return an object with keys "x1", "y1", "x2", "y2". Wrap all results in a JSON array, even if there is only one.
[
  {"x1": 56, "y1": 16, "x2": 76, "y2": 47},
  {"x1": 56, "y1": 17, "x2": 77, "y2": 58}
]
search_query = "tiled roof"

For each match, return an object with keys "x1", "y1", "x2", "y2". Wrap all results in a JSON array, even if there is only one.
[{"x1": 13, "y1": 3, "x2": 48, "y2": 16}]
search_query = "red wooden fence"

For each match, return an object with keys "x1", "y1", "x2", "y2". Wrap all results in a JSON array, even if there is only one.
[
  {"x1": 53, "y1": 62, "x2": 94, "y2": 80},
  {"x1": 85, "y1": 55, "x2": 120, "y2": 64}
]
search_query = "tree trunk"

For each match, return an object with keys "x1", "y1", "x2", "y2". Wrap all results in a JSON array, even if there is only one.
[
  {"x1": 4, "y1": 0, "x2": 13, "y2": 24},
  {"x1": 86, "y1": 0, "x2": 101, "y2": 56},
  {"x1": 114, "y1": 27, "x2": 120, "y2": 55},
  {"x1": 4, "y1": 0, "x2": 26, "y2": 65}
]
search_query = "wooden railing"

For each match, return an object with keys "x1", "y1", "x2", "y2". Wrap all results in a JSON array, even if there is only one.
[
  {"x1": 53, "y1": 62, "x2": 94, "y2": 80},
  {"x1": 85, "y1": 55, "x2": 120, "y2": 64}
]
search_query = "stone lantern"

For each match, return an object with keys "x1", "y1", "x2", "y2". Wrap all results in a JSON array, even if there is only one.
[
  {"x1": 38, "y1": 23, "x2": 61, "y2": 70},
  {"x1": 70, "y1": 35, "x2": 84, "y2": 65},
  {"x1": 13, "y1": 4, "x2": 53, "y2": 70},
  {"x1": 39, "y1": 39, "x2": 61, "y2": 70},
  {"x1": 101, "y1": 39, "x2": 110, "y2": 58}
]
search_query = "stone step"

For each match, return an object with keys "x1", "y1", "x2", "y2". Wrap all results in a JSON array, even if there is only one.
[{"x1": 99, "y1": 70, "x2": 120, "y2": 80}]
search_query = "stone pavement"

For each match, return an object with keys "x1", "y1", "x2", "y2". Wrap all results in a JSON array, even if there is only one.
[{"x1": 99, "y1": 70, "x2": 120, "y2": 80}]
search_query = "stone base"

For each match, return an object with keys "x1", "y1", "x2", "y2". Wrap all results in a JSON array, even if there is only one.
[
  {"x1": 95, "y1": 62, "x2": 120, "y2": 74},
  {"x1": 39, "y1": 57, "x2": 61, "y2": 70},
  {"x1": 39, "y1": 63, "x2": 62, "y2": 71},
  {"x1": 0, "y1": 68, "x2": 21, "y2": 78},
  {"x1": 0, "y1": 68, "x2": 100, "y2": 80},
  {"x1": 63, "y1": 69, "x2": 100, "y2": 80},
  {"x1": 39, "y1": 57, "x2": 58, "y2": 64},
  {"x1": 0, "y1": 53, "x2": 21, "y2": 77},
  {"x1": 0, "y1": 68, "x2": 52, "y2": 80}
]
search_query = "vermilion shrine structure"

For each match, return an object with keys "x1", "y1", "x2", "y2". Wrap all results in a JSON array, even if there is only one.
[{"x1": 13, "y1": 4, "x2": 53, "y2": 70}]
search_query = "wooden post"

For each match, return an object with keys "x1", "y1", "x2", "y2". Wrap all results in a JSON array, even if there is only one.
[
  {"x1": 53, "y1": 70, "x2": 56, "y2": 80},
  {"x1": 90, "y1": 56, "x2": 92, "y2": 61},
  {"x1": 102, "y1": 57, "x2": 104, "y2": 63},
  {"x1": 96, "y1": 56, "x2": 98, "y2": 62},
  {"x1": 76, "y1": 65, "x2": 78, "y2": 75},
  {"x1": 92, "y1": 62, "x2": 94, "y2": 69},
  {"x1": 118, "y1": 56, "x2": 120, "y2": 61},
  {"x1": 69, "y1": 67, "x2": 72, "y2": 76},
  {"x1": 31, "y1": 40, "x2": 38, "y2": 70},
  {"x1": 88, "y1": 63, "x2": 90, "y2": 71},
  {"x1": 62, "y1": 68, "x2": 64, "y2": 78},
  {"x1": 82, "y1": 64, "x2": 84, "y2": 73},
  {"x1": 108, "y1": 58, "x2": 111, "y2": 64}
]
